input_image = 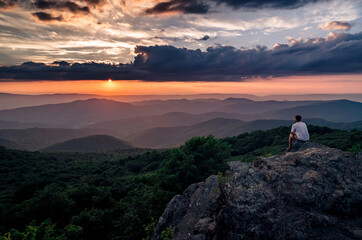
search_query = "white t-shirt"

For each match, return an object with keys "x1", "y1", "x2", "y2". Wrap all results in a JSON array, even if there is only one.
[{"x1": 291, "y1": 121, "x2": 310, "y2": 141}]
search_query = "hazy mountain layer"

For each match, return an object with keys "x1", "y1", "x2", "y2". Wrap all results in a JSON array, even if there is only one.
[
  {"x1": 0, "y1": 98, "x2": 361, "y2": 128},
  {"x1": 42, "y1": 135, "x2": 133, "y2": 152},
  {"x1": 0, "y1": 128, "x2": 116, "y2": 151},
  {"x1": 127, "y1": 118, "x2": 362, "y2": 148},
  {"x1": 87, "y1": 112, "x2": 249, "y2": 137},
  {"x1": 1, "y1": 93, "x2": 361, "y2": 110},
  {"x1": 0, "y1": 120, "x2": 52, "y2": 129},
  {"x1": 0, "y1": 118, "x2": 361, "y2": 151}
]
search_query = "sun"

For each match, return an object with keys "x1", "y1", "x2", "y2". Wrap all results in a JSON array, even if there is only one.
[{"x1": 105, "y1": 78, "x2": 116, "y2": 91}]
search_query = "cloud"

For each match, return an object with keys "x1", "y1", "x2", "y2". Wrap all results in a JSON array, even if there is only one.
[
  {"x1": 0, "y1": 0, "x2": 91, "y2": 23},
  {"x1": 56, "y1": 1, "x2": 89, "y2": 14},
  {"x1": 0, "y1": 0, "x2": 91, "y2": 13},
  {"x1": 212, "y1": 0, "x2": 323, "y2": 9},
  {"x1": 32, "y1": 12, "x2": 63, "y2": 21},
  {"x1": 144, "y1": 0, "x2": 325, "y2": 15},
  {"x1": 199, "y1": 35, "x2": 210, "y2": 40},
  {"x1": 0, "y1": 0, "x2": 17, "y2": 9},
  {"x1": 144, "y1": 0, "x2": 209, "y2": 15},
  {"x1": 33, "y1": 0, "x2": 90, "y2": 14},
  {"x1": 81, "y1": 0, "x2": 106, "y2": 7},
  {"x1": 0, "y1": 31, "x2": 361, "y2": 81},
  {"x1": 319, "y1": 21, "x2": 352, "y2": 30},
  {"x1": 52, "y1": 60, "x2": 70, "y2": 66}
]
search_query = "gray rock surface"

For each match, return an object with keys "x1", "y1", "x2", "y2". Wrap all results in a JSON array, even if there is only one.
[{"x1": 152, "y1": 143, "x2": 362, "y2": 239}]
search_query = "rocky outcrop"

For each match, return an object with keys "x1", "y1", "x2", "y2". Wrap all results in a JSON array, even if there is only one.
[{"x1": 152, "y1": 143, "x2": 362, "y2": 239}]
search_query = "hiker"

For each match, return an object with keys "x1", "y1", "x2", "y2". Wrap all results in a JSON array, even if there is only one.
[{"x1": 287, "y1": 115, "x2": 309, "y2": 151}]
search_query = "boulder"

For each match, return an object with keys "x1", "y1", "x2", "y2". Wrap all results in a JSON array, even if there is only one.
[{"x1": 152, "y1": 143, "x2": 362, "y2": 240}]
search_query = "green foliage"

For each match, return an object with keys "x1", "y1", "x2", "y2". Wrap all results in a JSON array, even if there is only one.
[
  {"x1": 142, "y1": 218, "x2": 156, "y2": 240},
  {"x1": 10, "y1": 225, "x2": 37, "y2": 240},
  {"x1": 160, "y1": 226, "x2": 173, "y2": 240},
  {"x1": 0, "y1": 220, "x2": 78, "y2": 240},
  {"x1": 0, "y1": 126, "x2": 360, "y2": 239},
  {"x1": 64, "y1": 224, "x2": 83, "y2": 240},
  {"x1": 0, "y1": 232, "x2": 11, "y2": 240},
  {"x1": 217, "y1": 171, "x2": 230, "y2": 188},
  {"x1": 348, "y1": 143, "x2": 361, "y2": 154},
  {"x1": 160, "y1": 135, "x2": 230, "y2": 192}
]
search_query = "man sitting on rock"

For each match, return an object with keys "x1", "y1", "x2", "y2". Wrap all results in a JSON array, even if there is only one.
[{"x1": 287, "y1": 115, "x2": 310, "y2": 151}]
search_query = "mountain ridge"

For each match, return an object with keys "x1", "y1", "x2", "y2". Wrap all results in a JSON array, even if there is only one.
[
  {"x1": 41, "y1": 135, "x2": 133, "y2": 152},
  {"x1": 1, "y1": 93, "x2": 361, "y2": 110},
  {"x1": 0, "y1": 128, "x2": 117, "y2": 150},
  {"x1": 126, "y1": 118, "x2": 362, "y2": 148},
  {"x1": 1, "y1": 98, "x2": 360, "y2": 128}
]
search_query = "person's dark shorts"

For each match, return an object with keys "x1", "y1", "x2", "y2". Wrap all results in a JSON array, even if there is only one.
[{"x1": 292, "y1": 139, "x2": 308, "y2": 148}]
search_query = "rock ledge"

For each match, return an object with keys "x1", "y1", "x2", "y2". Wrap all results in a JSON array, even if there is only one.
[{"x1": 152, "y1": 143, "x2": 362, "y2": 240}]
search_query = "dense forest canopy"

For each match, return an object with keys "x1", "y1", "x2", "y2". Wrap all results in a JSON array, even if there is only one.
[{"x1": 0, "y1": 126, "x2": 361, "y2": 240}]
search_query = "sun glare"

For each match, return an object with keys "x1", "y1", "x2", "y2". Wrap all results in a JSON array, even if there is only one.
[{"x1": 108, "y1": 79, "x2": 112, "y2": 82}]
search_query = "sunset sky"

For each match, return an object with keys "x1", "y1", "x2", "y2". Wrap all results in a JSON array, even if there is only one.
[{"x1": 0, "y1": 0, "x2": 361, "y2": 95}]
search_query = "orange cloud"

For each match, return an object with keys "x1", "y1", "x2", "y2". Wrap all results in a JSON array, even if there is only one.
[{"x1": 319, "y1": 21, "x2": 351, "y2": 31}]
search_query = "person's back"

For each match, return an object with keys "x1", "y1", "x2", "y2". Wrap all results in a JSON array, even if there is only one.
[{"x1": 291, "y1": 121, "x2": 309, "y2": 141}]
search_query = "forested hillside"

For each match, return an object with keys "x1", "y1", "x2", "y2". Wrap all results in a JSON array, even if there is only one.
[{"x1": 0, "y1": 126, "x2": 360, "y2": 240}]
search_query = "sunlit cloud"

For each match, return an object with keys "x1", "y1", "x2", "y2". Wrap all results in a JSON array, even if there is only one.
[
  {"x1": 319, "y1": 21, "x2": 352, "y2": 31},
  {"x1": 189, "y1": 16, "x2": 301, "y2": 32}
]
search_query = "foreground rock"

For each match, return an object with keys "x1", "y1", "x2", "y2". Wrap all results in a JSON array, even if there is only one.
[{"x1": 152, "y1": 143, "x2": 362, "y2": 239}]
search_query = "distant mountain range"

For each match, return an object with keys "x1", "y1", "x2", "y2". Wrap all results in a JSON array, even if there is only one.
[
  {"x1": 0, "y1": 97, "x2": 361, "y2": 151},
  {"x1": 1, "y1": 118, "x2": 358, "y2": 150},
  {"x1": 1, "y1": 92, "x2": 361, "y2": 110},
  {"x1": 0, "y1": 99, "x2": 144, "y2": 127},
  {"x1": 0, "y1": 98, "x2": 361, "y2": 128},
  {"x1": 0, "y1": 128, "x2": 116, "y2": 150},
  {"x1": 126, "y1": 118, "x2": 362, "y2": 148},
  {"x1": 87, "y1": 112, "x2": 249, "y2": 137},
  {"x1": 0, "y1": 93, "x2": 100, "y2": 110},
  {"x1": 0, "y1": 120, "x2": 51, "y2": 129},
  {"x1": 41, "y1": 135, "x2": 133, "y2": 152},
  {"x1": 127, "y1": 118, "x2": 245, "y2": 148},
  {"x1": 267, "y1": 100, "x2": 362, "y2": 122}
]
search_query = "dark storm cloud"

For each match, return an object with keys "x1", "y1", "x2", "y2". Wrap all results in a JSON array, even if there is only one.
[
  {"x1": 33, "y1": 0, "x2": 56, "y2": 9},
  {"x1": 0, "y1": 0, "x2": 91, "y2": 20},
  {"x1": 0, "y1": 0, "x2": 17, "y2": 9},
  {"x1": 200, "y1": 35, "x2": 210, "y2": 40},
  {"x1": 145, "y1": 0, "x2": 209, "y2": 15},
  {"x1": 145, "y1": 0, "x2": 325, "y2": 14},
  {"x1": 33, "y1": 0, "x2": 89, "y2": 14},
  {"x1": 57, "y1": 1, "x2": 89, "y2": 13},
  {"x1": 32, "y1": 11, "x2": 63, "y2": 21},
  {"x1": 0, "y1": 32, "x2": 361, "y2": 81},
  {"x1": 52, "y1": 61, "x2": 70, "y2": 66}
]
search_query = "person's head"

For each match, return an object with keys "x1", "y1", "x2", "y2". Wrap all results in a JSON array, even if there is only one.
[{"x1": 295, "y1": 115, "x2": 302, "y2": 122}]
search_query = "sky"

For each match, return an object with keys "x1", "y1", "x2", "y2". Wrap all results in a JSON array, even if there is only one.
[{"x1": 0, "y1": 0, "x2": 361, "y2": 95}]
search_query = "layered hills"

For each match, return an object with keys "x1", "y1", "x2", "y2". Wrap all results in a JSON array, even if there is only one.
[
  {"x1": 0, "y1": 97, "x2": 361, "y2": 151},
  {"x1": 0, "y1": 98, "x2": 360, "y2": 128},
  {"x1": 42, "y1": 135, "x2": 133, "y2": 152}
]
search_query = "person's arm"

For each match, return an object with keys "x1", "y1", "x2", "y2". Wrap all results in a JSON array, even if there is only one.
[{"x1": 290, "y1": 125, "x2": 298, "y2": 138}]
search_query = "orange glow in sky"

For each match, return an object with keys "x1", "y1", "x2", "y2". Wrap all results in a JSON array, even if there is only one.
[{"x1": 1, "y1": 75, "x2": 361, "y2": 96}]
